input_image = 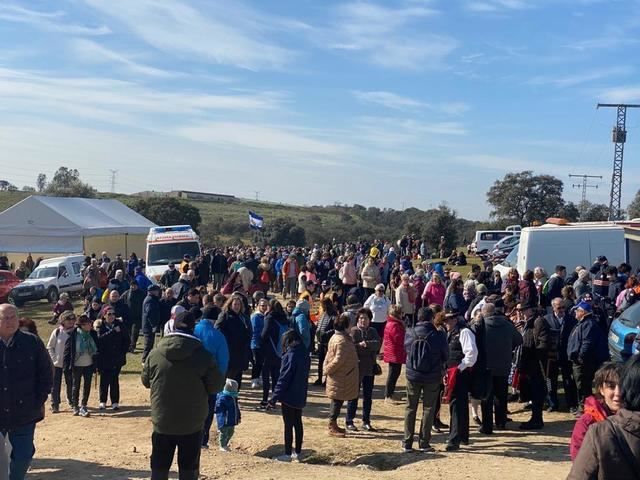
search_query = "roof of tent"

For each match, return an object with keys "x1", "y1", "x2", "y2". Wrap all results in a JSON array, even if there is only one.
[{"x1": 0, "y1": 196, "x2": 156, "y2": 239}]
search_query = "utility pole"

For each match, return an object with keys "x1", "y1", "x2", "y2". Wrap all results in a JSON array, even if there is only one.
[
  {"x1": 569, "y1": 173, "x2": 602, "y2": 220},
  {"x1": 254, "y1": 190, "x2": 260, "y2": 202},
  {"x1": 109, "y1": 169, "x2": 118, "y2": 194},
  {"x1": 597, "y1": 103, "x2": 640, "y2": 220}
]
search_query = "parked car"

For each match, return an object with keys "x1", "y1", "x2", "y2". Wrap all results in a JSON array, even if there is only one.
[
  {"x1": 608, "y1": 301, "x2": 640, "y2": 362},
  {"x1": 471, "y1": 230, "x2": 519, "y2": 255},
  {"x1": 0, "y1": 270, "x2": 22, "y2": 303},
  {"x1": 9, "y1": 255, "x2": 84, "y2": 306}
]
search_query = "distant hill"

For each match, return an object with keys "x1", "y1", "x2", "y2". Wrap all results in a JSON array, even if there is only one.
[{"x1": 0, "y1": 191, "x2": 490, "y2": 248}]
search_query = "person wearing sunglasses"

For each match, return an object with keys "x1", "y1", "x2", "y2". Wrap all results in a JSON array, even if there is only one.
[{"x1": 544, "y1": 297, "x2": 578, "y2": 415}]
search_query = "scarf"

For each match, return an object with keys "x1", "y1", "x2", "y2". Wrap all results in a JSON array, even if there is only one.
[{"x1": 76, "y1": 328, "x2": 97, "y2": 356}]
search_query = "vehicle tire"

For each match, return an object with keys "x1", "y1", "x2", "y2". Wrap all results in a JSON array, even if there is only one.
[
  {"x1": 7, "y1": 295, "x2": 23, "y2": 307},
  {"x1": 47, "y1": 287, "x2": 59, "y2": 303}
]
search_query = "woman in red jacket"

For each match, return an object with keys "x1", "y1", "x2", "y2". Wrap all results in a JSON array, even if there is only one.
[
  {"x1": 569, "y1": 362, "x2": 623, "y2": 460},
  {"x1": 383, "y1": 304, "x2": 406, "y2": 402}
]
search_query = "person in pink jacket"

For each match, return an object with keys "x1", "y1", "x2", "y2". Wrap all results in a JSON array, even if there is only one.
[
  {"x1": 383, "y1": 305, "x2": 406, "y2": 402},
  {"x1": 569, "y1": 362, "x2": 623, "y2": 460},
  {"x1": 339, "y1": 255, "x2": 358, "y2": 291},
  {"x1": 422, "y1": 273, "x2": 446, "y2": 307}
]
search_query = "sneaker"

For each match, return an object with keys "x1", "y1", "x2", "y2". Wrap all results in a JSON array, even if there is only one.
[
  {"x1": 112, "y1": 403, "x2": 120, "y2": 411},
  {"x1": 434, "y1": 419, "x2": 449, "y2": 430},
  {"x1": 259, "y1": 401, "x2": 268, "y2": 410},
  {"x1": 51, "y1": 404, "x2": 59, "y2": 414},
  {"x1": 219, "y1": 446, "x2": 230, "y2": 452},
  {"x1": 445, "y1": 443, "x2": 460, "y2": 452},
  {"x1": 472, "y1": 415, "x2": 482, "y2": 426},
  {"x1": 362, "y1": 423, "x2": 375, "y2": 432},
  {"x1": 345, "y1": 423, "x2": 358, "y2": 432},
  {"x1": 402, "y1": 446, "x2": 414, "y2": 453},
  {"x1": 418, "y1": 445, "x2": 435, "y2": 453},
  {"x1": 313, "y1": 379, "x2": 323, "y2": 386},
  {"x1": 73, "y1": 407, "x2": 80, "y2": 416},
  {"x1": 79, "y1": 406, "x2": 90, "y2": 417},
  {"x1": 273, "y1": 454, "x2": 291, "y2": 462},
  {"x1": 291, "y1": 452, "x2": 300, "y2": 462},
  {"x1": 98, "y1": 403, "x2": 106, "y2": 410},
  {"x1": 546, "y1": 406, "x2": 557, "y2": 413}
]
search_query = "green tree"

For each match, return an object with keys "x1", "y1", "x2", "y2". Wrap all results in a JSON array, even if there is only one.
[
  {"x1": 423, "y1": 205, "x2": 458, "y2": 253},
  {"x1": 267, "y1": 218, "x2": 306, "y2": 246},
  {"x1": 487, "y1": 171, "x2": 565, "y2": 225},
  {"x1": 42, "y1": 167, "x2": 97, "y2": 198},
  {"x1": 0, "y1": 180, "x2": 17, "y2": 191},
  {"x1": 580, "y1": 201, "x2": 610, "y2": 222},
  {"x1": 131, "y1": 197, "x2": 202, "y2": 232},
  {"x1": 36, "y1": 173, "x2": 47, "y2": 192},
  {"x1": 557, "y1": 201, "x2": 580, "y2": 222},
  {"x1": 628, "y1": 190, "x2": 640, "y2": 219},
  {"x1": 21, "y1": 185, "x2": 36, "y2": 192}
]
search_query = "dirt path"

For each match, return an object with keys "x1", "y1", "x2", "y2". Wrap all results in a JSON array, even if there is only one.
[{"x1": 29, "y1": 358, "x2": 573, "y2": 480}]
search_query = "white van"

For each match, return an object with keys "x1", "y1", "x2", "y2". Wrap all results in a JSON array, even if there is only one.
[
  {"x1": 471, "y1": 230, "x2": 520, "y2": 254},
  {"x1": 9, "y1": 254, "x2": 85, "y2": 306},
  {"x1": 145, "y1": 226, "x2": 202, "y2": 282},
  {"x1": 495, "y1": 224, "x2": 626, "y2": 278}
]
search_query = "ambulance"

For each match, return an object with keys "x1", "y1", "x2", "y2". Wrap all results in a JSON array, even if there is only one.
[{"x1": 145, "y1": 225, "x2": 201, "y2": 283}]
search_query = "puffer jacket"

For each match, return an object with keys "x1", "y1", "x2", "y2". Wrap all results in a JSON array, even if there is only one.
[
  {"x1": 404, "y1": 321, "x2": 448, "y2": 384},
  {"x1": 95, "y1": 319, "x2": 130, "y2": 370},
  {"x1": 323, "y1": 331, "x2": 359, "y2": 401},
  {"x1": 568, "y1": 409, "x2": 640, "y2": 480},
  {"x1": 361, "y1": 264, "x2": 380, "y2": 289},
  {"x1": 0, "y1": 331, "x2": 53, "y2": 430},
  {"x1": 383, "y1": 315, "x2": 406, "y2": 364},
  {"x1": 395, "y1": 284, "x2": 416, "y2": 316},
  {"x1": 567, "y1": 314, "x2": 609, "y2": 367}
]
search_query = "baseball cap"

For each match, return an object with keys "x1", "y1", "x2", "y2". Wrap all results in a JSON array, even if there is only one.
[{"x1": 576, "y1": 301, "x2": 592, "y2": 312}]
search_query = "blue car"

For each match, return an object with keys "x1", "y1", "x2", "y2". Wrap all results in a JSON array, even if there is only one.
[{"x1": 608, "y1": 301, "x2": 640, "y2": 362}]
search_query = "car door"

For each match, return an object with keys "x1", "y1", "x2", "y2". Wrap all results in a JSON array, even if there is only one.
[
  {"x1": 57, "y1": 265, "x2": 71, "y2": 292},
  {"x1": 69, "y1": 261, "x2": 83, "y2": 291}
]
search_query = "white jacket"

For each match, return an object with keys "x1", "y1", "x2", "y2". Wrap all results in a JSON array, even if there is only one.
[{"x1": 47, "y1": 327, "x2": 71, "y2": 368}]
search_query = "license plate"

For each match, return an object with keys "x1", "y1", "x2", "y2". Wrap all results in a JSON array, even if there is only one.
[{"x1": 609, "y1": 332, "x2": 620, "y2": 344}]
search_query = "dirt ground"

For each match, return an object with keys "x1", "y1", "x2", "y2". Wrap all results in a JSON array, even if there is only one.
[{"x1": 28, "y1": 355, "x2": 574, "y2": 480}]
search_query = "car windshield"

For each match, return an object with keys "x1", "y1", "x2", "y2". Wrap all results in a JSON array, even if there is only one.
[
  {"x1": 618, "y1": 302, "x2": 640, "y2": 328},
  {"x1": 501, "y1": 245, "x2": 519, "y2": 268},
  {"x1": 28, "y1": 266, "x2": 58, "y2": 279},
  {"x1": 147, "y1": 241, "x2": 201, "y2": 266}
]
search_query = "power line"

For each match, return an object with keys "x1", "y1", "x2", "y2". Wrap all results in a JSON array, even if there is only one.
[{"x1": 569, "y1": 173, "x2": 602, "y2": 220}]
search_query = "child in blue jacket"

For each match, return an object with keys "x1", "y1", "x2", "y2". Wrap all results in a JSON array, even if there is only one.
[
  {"x1": 268, "y1": 329, "x2": 311, "y2": 462},
  {"x1": 215, "y1": 379, "x2": 241, "y2": 451}
]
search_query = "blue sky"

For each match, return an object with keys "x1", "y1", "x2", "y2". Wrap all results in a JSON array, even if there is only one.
[{"x1": 1, "y1": 0, "x2": 640, "y2": 220}]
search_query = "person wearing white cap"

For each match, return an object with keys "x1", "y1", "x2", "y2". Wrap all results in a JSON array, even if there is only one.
[{"x1": 364, "y1": 284, "x2": 391, "y2": 341}]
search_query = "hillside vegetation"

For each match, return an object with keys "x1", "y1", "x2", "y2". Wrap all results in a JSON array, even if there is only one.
[{"x1": 0, "y1": 191, "x2": 488, "y2": 247}]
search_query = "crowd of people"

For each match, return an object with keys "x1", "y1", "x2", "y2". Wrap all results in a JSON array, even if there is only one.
[{"x1": 1, "y1": 240, "x2": 640, "y2": 480}]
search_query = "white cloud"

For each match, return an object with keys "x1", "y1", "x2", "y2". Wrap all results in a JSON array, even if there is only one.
[
  {"x1": 527, "y1": 66, "x2": 633, "y2": 88},
  {"x1": 324, "y1": 2, "x2": 457, "y2": 69},
  {"x1": 466, "y1": 0, "x2": 531, "y2": 12},
  {"x1": 82, "y1": 0, "x2": 294, "y2": 71},
  {"x1": 598, "y1": 85, "x2": 640, "y2": 103},
  {"x1": 70, "y1": 39, "x2": 176, "y2": 78},
  {"x1": 0, "y1": 3, "x2": 110, "y2": 35},
  {"x1": 353, "y1": 91, "x2": 427, "y2": 109},
  {"x1": 175, "y1": 122, "x2": 348, "y2": 157}
]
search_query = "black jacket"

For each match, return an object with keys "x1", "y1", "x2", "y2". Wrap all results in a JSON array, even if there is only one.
[
  {"x1": 261, "y1": 310, "x2": 290, "y2": 361},
  {"x1": 172, "y1": 279, "x2": 190, "y2": 302},
  {"x1": 159, "y1": 297, "x2": 177, "y2": 330},
  {"x1": 484, "y1": 314, "x2": 523, "y2": 377},
  {"x1": 520, "y1": 315, "x2": 549, "y2": 376},
  {"x1": 567, "y1": 314, "x2": 609, "y2": 367},
  {"x1": 215, "y1": 310, "x2": 251, "y2": 372},
  {"x1": 95, "y1": 319, "x2": 129, "y2": 370},
  {"x1": 142, "y1": 294, "x2": 161, "y2": 333},
  {"x1": 104, "y1": 300, "x2": 131, "y2": 329},
  {"x1": 405, "y1": 322, "x2": 448, "y2": 384},
  {"x1": 160, "y1": 268, "x2": 180, "y2": 289},
  {"x1": 63, "y1": 328, "x2": 99, "y2": 372},
  {"x1": 122, "y1": 288, "x2": 145, "y2": 327},
  {"x1": 0, "y1": 331, "x2": 53, "y2": 430},
  {"x1": 544, "y1": 312, "x2": 576, "y2": 363},
  {"x1": 210, "y1": 254, "x2": 228, "y2": 274}
]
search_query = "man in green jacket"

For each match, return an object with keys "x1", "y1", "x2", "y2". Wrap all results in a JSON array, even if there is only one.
[{"x1": 142, "y1": 310, "x2": 225, "y2": 480}]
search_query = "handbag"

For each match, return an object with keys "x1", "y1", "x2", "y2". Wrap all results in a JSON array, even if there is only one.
[{"x1": 373, "y1": 362, "x2": 383, "y2": 376}]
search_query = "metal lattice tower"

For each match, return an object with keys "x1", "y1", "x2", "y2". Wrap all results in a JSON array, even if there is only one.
[
  {"x1": 597, "y1": 103, "x2": 640, "y2": 220},
  {"x1": 569, "y1": 173, "x2": 602, "y2": 220},
  {"x1": 109, "y1": 169, "x2": 118, "y2": 194}
]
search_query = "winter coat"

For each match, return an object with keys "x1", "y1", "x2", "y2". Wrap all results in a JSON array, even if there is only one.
[
  {"x1": 404, "y1": 322, "x2": 448, "y2": 384},
  {"x1": 364, "y1": 294, "x2": 391, "y2": 324},
  {"x1": 250, "y1": 312, "x2": 265, "y2": 350},
  {"x1": 160, "y1": 268, "x2": 180, "y2": 289},
  {"x1": 142, "y1": 332, "x2": 224, "y2": 435},
  {"x1": 323, "y1": 331, "x2": 359, "y2": 401},
  {"x1": 62, "y1": 328, "x2": 99, "y2": 372},
  {"x1": 261, "y1": 311, "x2": 290, "y2": 361},
  {"x1": 95, "y1": 319, "x2": 129, "y2": 370},
  {"x1": 291, "y1": 303, "x2": 311, "y2": 349},
  {"x1": 123, "y1": 288, "x2": 145, "y2": 328},
  {"x1": 339, "y1": 261, "x2": 357, "y2": 285},
  {"x1": 210, "y1": 254, "x2": 228, "y2": 274},
  {"x1": 444, "y1": 291, "x2": 468, "y2": 314},
  {"x1": 518, "y1": 279, "x2": 538, "y2": 309},
  {"x1": 544, "y1": 312, "x2": 576, "y2": 363},
  {"x1": 142, "y1": 294, "x2": 161, "y2": 333},
  {"x1": 395, "y1": 284, "x2": 417, "y2": 316},
  {"x1": 47, "y1": 327, "x2": 72, "y2": 368},
  {"x1": 0, "y1": 331, "x2": 53, "y2": 430},
  {"x1": 520, "y1": 315, "x2": 549, "y2": 376},
  {"x1": 271, "y1": 341, "x2": 311, "y2": 409},
  {"x1": 383, "y1": 315, "x2": 406, "y2": 364},
  {"x1": 350, "y1": 325, "x2": 381, "y2": 379},
  {"x1": 103, "y1": 300, "x2": 130, "y2": 330},
  {"x1": 568, "y1": 409, "x2": 640, "y2": 480},
  {"x1": 194, "y1": 319, "x2": 229, "y2": 376},
  {"x1": 108, "y1": 278, "x2": 129, "y2": 296},
  {"x1": 570, "y1": 396, "x2": 612, "y2": 461},
  {"x1": 361, "y1": 264, "x2": 380, "y2": 289},
  {"x1": 484, "y1": 314, "x2": 523, "y2": 377},
  {"x1": 215, "y1": 310, "x2": 251, "y2": 372},
  {"x1": 215, "y1": 391, "x2": 241, "y2": 429},
  {"x1": 171, "y1": 279, "x2": 190, "y2": 302},
  {"x1": 567, "y1": 314, "x2": 610, "y2": 368}
]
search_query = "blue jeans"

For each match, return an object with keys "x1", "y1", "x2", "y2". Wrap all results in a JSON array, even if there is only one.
[{"x1": 2, "y1": 423, "x2": 36, "y2": 480}]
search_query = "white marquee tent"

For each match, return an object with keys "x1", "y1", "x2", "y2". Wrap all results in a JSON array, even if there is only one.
[{"x1": 0, "y1": 196, "x2": 156, "y2": 257}]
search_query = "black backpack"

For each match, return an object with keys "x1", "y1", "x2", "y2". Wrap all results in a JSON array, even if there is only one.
[{"x1": 407, "y1": 328, "x2": 437, "y2": 374}]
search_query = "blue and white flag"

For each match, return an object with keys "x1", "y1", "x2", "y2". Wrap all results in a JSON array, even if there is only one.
[{"x1": 249, "y1": 211, "x2": 264, "y2": 229}]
